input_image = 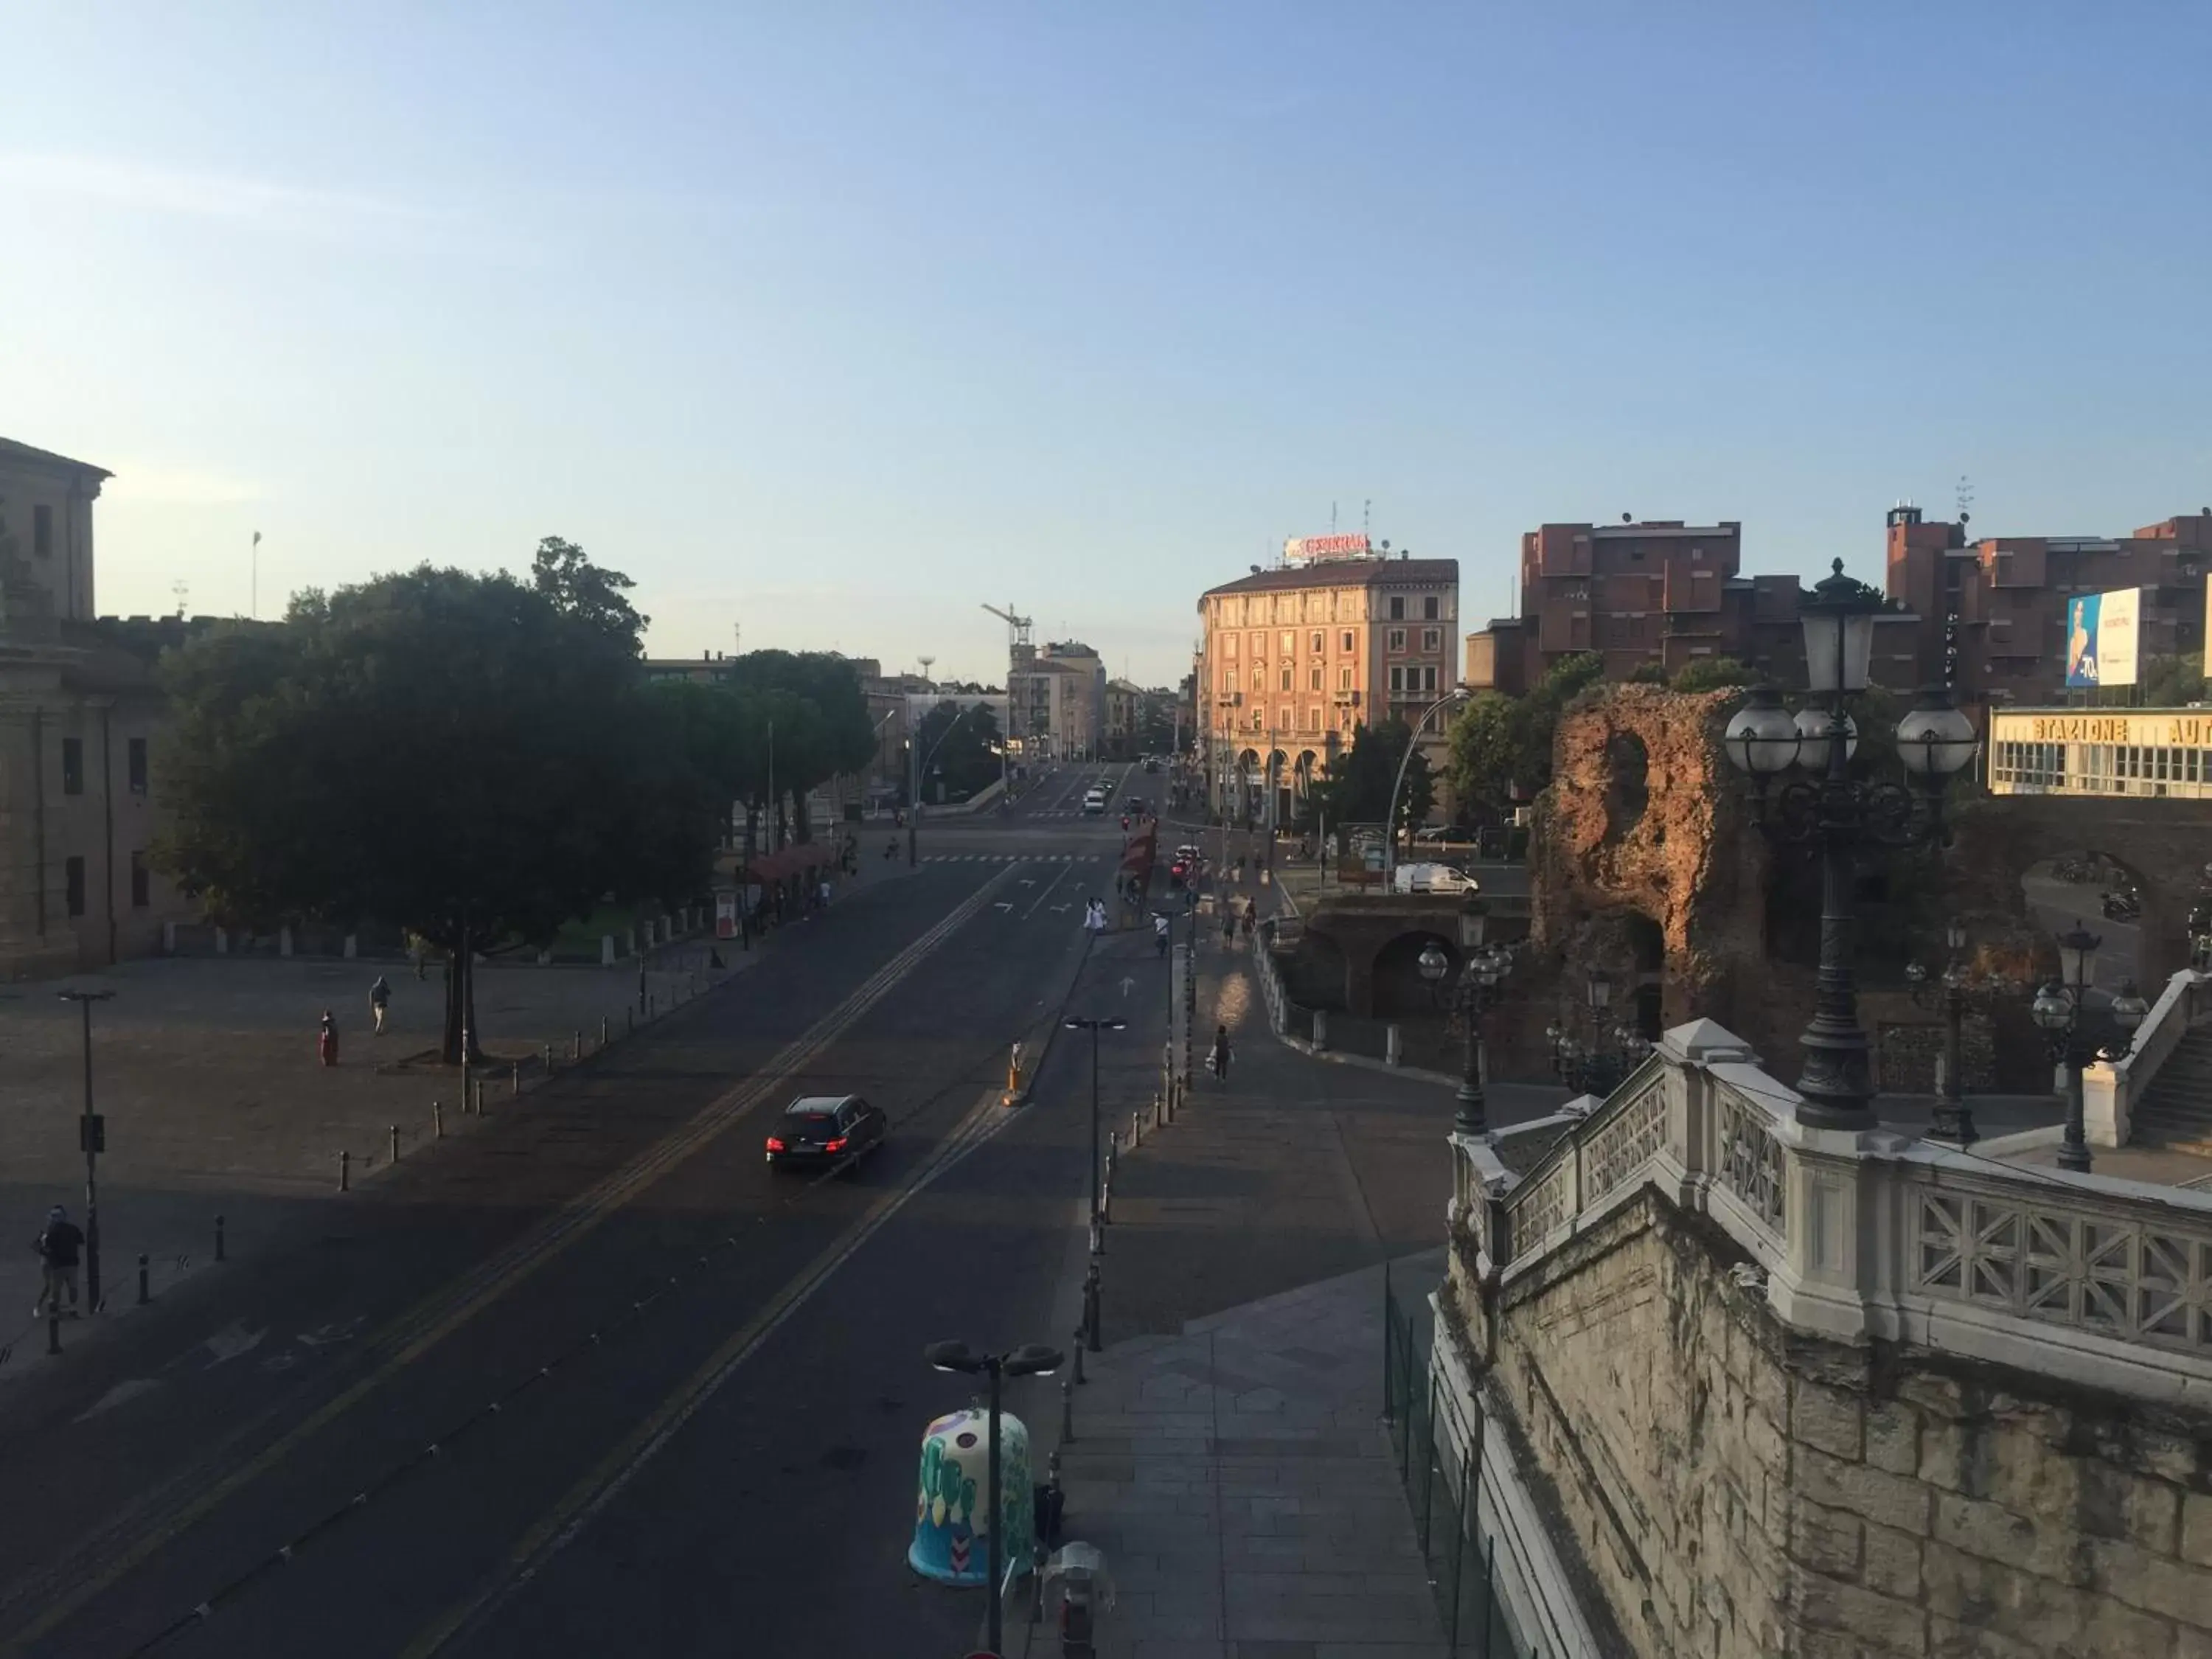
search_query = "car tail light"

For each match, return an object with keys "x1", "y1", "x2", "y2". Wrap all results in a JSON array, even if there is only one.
[
  {"x1": 765, "y1": 1136, "x2": 785, "y2": 1152},
  {"x1": 824, "y1": 1136, "x2": 848, "y2": 1154}
]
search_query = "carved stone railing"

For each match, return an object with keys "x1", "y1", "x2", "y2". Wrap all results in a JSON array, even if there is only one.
[
  {"x1": 2083, "y1": 967, "x2": 2212, "y2": 1146},
  {"x1": 1455, "y1": 1018, "x2": 2212, "y2": 1408}
]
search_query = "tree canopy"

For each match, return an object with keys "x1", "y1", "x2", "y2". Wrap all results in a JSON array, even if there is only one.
[
  {"x1": 1444, "y1": 652, "x2": 1605, "y2": 818},
  {"x1": 156, "y1": 550, "x2": 709, "y2": 1060},
  {"x1": 914, "y1": 699, "x2": 1003, "y2": 799},
  {"x1": 1310, "y1": 717, "x2": 1429, "y2": 831}
]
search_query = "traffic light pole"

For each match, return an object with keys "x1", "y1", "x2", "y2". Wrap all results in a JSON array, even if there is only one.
[{"x1": 60, "y1": 990, "x2": 114, "y2": 1309}]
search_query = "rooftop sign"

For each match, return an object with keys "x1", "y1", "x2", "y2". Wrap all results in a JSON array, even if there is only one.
[{"x1": 1284, "y1": 533, "x2": 1372, "y2": 564}]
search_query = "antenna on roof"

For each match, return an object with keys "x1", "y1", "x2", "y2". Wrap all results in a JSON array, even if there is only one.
[
  {"x1": 1955, "y1": 474, "x2": 1975, "y2": 523},
  {"x1": 1363, "y1": 498, "x2": 1371, "y2": 536},
  {"x1": 171, "y1": 580, "x2": 189, "y2": 619}
]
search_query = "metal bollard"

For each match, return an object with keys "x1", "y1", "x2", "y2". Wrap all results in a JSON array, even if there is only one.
[
  {"x1": 1061, "y1": 1377, "x2": 1077, "y2": 1439},
  {"x1": 215, "y1": 1214, "x2": 226, "y2": 1262},
  {"x1": 601, "y1": 1016, "x2": 609, "y2": 1049},
  {"x1": 1072, "y1": 1329, "x2": 1087, "y2": 1385},
  {"x1": 137, "y1": 1252, "x2": 150, "y2": 1306},
  {"x1": 1084, "y1": 1265, "x2": 1102, "y2": 1353},
  {"x1": 338, "y1": 1149, "x2": 351, "y2": 1192},
  {"x1": 1132, "y1": 1107, "x2": 1143, "y2": 1150},
  {"x1": 543, "y1": 1043, "x2": 554, "y2": 1075},
  {"x1": 434, "y1": 1100, "x2": 445, "y2": 1139},
  {"x1": 512, "y1": 1062, "x2": 521, "y2": 1097},
  {"x1": 572, "y1": 1029, "x2": 582, "y2": 1061},
  {"x1": 389, "y1": 1124, "x2": 400, "y2": 1164}
]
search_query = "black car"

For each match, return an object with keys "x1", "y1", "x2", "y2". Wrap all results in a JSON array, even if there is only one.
[{"x1": 764, "y1": 1094, "x2": 886, "y2": 1171}]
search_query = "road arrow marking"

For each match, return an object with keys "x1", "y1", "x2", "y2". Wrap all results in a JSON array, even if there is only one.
[
  {"x1": 1120, "y1": 976, "x2": 1135, "y2": 998},
  {"x1": 993, "y1": 902, "x2": 1014, "y2": 912}
]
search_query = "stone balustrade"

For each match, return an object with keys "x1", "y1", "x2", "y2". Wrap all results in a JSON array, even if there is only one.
[
  {"x1": 2084, "y1": 965, "x2": 2212, "y2": 1146},
  {"x1": 1456, "y1": 1016, "x2": 2212, "y2": 1409}
]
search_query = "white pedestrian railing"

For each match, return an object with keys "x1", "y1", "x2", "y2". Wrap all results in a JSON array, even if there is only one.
[
  {"x1": 1460, "y1": 1017, "x2": 2212, "y2": 1408},
  {"x1": 2083, "y1": 967, "x2": 2212, "y2": 1146}
]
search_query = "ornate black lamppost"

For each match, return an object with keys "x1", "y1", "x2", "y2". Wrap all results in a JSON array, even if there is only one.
[
  {"x1": 1904, "y1": 919, "x2": 1979, "y2": 1145},
  {"x1": 1541, "y1": 970, "x2": 1645, "y2": 1099},
  {"x1": 1418, "y1": 928, "x2": 1512, "y2": 1137},
  {"x1": 1722, "y1": 560, "x2": 1981, "y2": 1131},
  {"x1": 2028, "y1": 922, "x2": 2148, "y2": 1174}
]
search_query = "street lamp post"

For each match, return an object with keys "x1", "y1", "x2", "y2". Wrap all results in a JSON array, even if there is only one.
[
  {"x1": 924, "y1": 1338, "x2": 1065, "y2": 1658},
  {"x1": 1905, "y1": 918, "x2": 1978, "y2": 1145},
  {"x1": 57, "y1": 989, "x2": 115, "y2": 1309},
  {"x1": 1723, "y1": 561, "x2": 1981, "y2": 1132},
  {"x1": 1063, "y1": 1017, "x2": 1127, "y2": 1251},
  {"x1": 2029, "y1": 922, "x2": 2149, "y2": 1173},
  {"x1": 1417, "y1": 919, "x2": 1512, "y2": 1137},
  {"x1": 1382, "y1": 686, "x2": 1472, "y2": 891},
  {"x1": 1542, "y1": 972, "x2": 1645, "y2": 1099}
]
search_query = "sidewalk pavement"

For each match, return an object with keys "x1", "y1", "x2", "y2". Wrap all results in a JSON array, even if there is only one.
[
  {"x1": 0, "y1": 925, "x2": 762, "y2": 1378},
  {"x1": 1043, "y1": 1254, "x2": 1448, "y2": 1659}
]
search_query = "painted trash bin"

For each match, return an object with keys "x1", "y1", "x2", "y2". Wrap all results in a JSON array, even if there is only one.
[{"x1": 908, "y1": 1407, "x2": 1033, "y2": 1586}]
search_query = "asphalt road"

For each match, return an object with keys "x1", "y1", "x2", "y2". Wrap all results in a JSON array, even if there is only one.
[{"x1": 0, "y1": 779, "x2": 1147, "y2": 1659}]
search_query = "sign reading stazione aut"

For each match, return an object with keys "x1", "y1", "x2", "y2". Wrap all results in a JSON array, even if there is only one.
[
  {"x1": 2003, "y1": 711, "x2": 2212, "y2": 748},
  {"x1": 1284, "y1": 533, "x2": 1372, "y2": 563}
]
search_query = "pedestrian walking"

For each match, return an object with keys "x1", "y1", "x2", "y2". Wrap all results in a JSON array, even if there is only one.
[
  {"x1": 818, "y1": 876, "x2": 833, "y2": 910},
  {"x1": 32, "y1": 1206, "x2": 83, "y2": 1318},
  {"x1": 317, "y1": 1009, "x2": 340, "y2": 1068},
  {"x1": 1241, "y1": 902, "x2": 1256, "y2": 942},
  {"x1": 369, "y1": 973, "x2": 392, "y2": 1036},
  {"x1": 1221, "y1": 905, "x2": 1236, "y2": 948},
  {"x1": 1208, "y1": 1023, "x2": 1233, "y2": 1082},
  {"x1": 1152, "y1": 912, "x2": 1170, "y2": 956}
]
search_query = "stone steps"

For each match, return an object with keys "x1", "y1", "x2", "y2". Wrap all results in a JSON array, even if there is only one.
[{"x1": 2132, "y1": 1029, "x2": 2212, "y2": 1152}]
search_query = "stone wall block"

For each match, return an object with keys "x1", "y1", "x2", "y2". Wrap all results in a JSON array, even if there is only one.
[
  {"x1": 1792, "y1": 1377, "x2": 1867, "y2": 1461},
  {"x1": 2077, "y1": 1460, "x2": 2184, "y2": 1558},
  {"x1": 1785, "y1": 1568, "x2": 1929, "y2": 1655},
  {"x1": 1788, "y1": 1498, "x2": 1865, "y2": 1579},
  {"x1": 1929, "y1": 1611, "x2": 2063, "y2": 1658},
  {"x1": 1933, "y1": 1490, "x2": 2090, "y2": 1587},
  {"x1": 1924, "y1": 1541, "x2": 2087, "y2": 1650},
  {"x1": 1897, "y1": 1371, "x2": 1972, "y2": 1423},
  {"x1": 2087, "y1": 1535, "x2": 2212, "y2": 1626},
  {"x1": 2177, "y1": 1623, "x2": 2212, "y2": 1659},
  {"x1": 1863, "y1": 1520, "x2": 1926, "y2": 1601},
  {"x1": 2183, "y1": 1491, "x2": 2212, "y2": 1571},
  {"x1": 1797, "y1": 1444, "x2": 1933, "y2": 1537},
  {"x1": 1865, "y1": 1398, "x2": 1923, "y2": 1477}
]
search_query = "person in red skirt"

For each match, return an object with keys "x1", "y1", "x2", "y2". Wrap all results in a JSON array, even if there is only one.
[{"x1": 318, "y1": 1009, "x2": 340, "y2": 1067}]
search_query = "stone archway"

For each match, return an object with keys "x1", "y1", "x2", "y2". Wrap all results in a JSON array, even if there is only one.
[
  {"x1": 1235, "y1": 746, "x2": 1262, "y2": 824},
  {"x1": 1372, "y1": 928, "x2": 1460, "y2": 1018}
]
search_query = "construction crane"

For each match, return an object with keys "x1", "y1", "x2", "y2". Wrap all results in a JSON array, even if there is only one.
[{"x1": 983, "y1": 602, "x2": 1038, "y2": 762}]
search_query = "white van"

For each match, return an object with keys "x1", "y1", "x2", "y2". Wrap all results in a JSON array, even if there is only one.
[
  {"x1": 1082, "y1": 788, "x2": 1108, "y2": 815},
  {"x1": 1391, "y1": 862, "x2": 1481, "y2": 896}
]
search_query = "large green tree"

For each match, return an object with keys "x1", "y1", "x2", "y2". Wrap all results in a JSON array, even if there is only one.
[
  {"x1": 1312, "y1": 717, "x2": 1429, "y2": 831},
  {"x1": 157, "y1": 554, "x2": 708, "y2": 1062},
  {"x1": 914, "y1": 698, "x2": 1003, "y2": 799},
  {"x1": 1445, "y1": 651, "x2": 1605, "y2": 817},
  {"x1": 723, "y1": 650, "x2": 875, "y2": 840}
]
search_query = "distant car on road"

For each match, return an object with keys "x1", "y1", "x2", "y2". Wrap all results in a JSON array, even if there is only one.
[
  {"x1": 1143, "y1": 758, "x2": 1160, "y2": 773},
  {"x1": 1082, "y1": 788, "x2": 1108, "y2": 815},
  {"x1": 1415, "y1": 827, "x2": 1481, "y2": 850},
  {"x1": 765, "y1": 1094, "x2": 886, "y2": 1172}
]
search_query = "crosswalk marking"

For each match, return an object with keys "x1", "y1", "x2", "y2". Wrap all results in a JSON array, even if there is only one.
[{"x1": 918, "y1": 853, "x2": 1103, "y2": 863}]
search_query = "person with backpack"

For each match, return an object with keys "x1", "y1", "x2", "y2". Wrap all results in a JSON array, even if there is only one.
[
  {"x1": 369, "y1": 973, "x2": 392, "y2": 1036},
  {"x1": 33, "y1": 1206, "x2": 83, "y2": 1318}
]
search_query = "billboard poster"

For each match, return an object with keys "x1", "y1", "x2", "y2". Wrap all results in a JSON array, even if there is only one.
[{"x1": 2065, "y1": 587, "x2": 2140, "y2": 689}]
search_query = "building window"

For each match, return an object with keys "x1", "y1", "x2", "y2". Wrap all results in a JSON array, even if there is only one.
[
  {"x1": 61, "y1": 737, "x2": 83, "y2": 796},
  {"x1": 1422, "y1": 628, "x2": 1441, "y2": 652},
  {"x1": 1279, "y1": 630, "x2": 1293, "y2": 654},
  {"x1": 128, "y1": 737, "x2": 148, "y2": 794},
  {"x1": 1389, "y1": 597, "x2": 1405, "y2": 621},
  {"x1": 1280, "y1": 668, "x2": 1293, "y2": 691},
  {"x1": 1251, "y1": 667, "x2": 1264, "y2": 690},
  {"x1": 1309, "y1": 667, "x2": 1323, "y2": 690},
  {"x1": 1423, "y1": 596, "x2": 1439, "y2": 621},
  {"x1": 1224, "y1": 635, "x2": 1237, "y2": 658},
  {"x1": 32, "y1": 504, "x2": 54, "y2": 559},
  {"x1": 1310, "y1": 630, "x2": 1324, "y2": 654},
  {"x1": 1278, "y1": 706, "x2": 1292, "y2": 730},
  {"x1": 1307, "y1": 706, "x2": 1322, "y2": 731},
  {"x1": 66, "y1": 856, "x2": 86, "y2": 918},
  {"x1": 131, "y1": 851, "x2": 150, "y2": 908},
  {"x1": 1338, "y1": 667, "x2": 1353, "y2": 690},
  {"x1": 1340, "y1": 630, "x2": 1354, "y2": 651},
  {"x1": 1387, "y1": 629, "x2": 1406, "y2": 652},
  {"x1": 1422, "y1": 665, "x2": 1439, "y2": 692},
  {"x1": 1390, "y1": 665, "x2": 1405, "y2": 692}
]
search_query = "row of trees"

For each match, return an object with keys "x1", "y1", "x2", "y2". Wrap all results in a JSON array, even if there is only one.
[{"x1": 155, "y1": 539, "x2": 873, "y2": 1060}]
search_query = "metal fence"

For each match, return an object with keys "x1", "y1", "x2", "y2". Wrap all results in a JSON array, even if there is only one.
[{"x1": 1382, "y1": 1265, "x2": 1536, "y2": 1658}]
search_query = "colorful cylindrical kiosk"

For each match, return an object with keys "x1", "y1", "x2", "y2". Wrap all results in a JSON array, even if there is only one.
[{"x1": 908, "y1": 1407, "x2": 1033, "y2": 1586}]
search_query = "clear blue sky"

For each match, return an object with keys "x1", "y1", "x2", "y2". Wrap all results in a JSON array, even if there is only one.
[{"x1": 4, "y1": 2, "x2": 2206, "y2": 686}]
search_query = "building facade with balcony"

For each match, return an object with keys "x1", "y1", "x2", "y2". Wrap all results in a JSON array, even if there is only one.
[{"x1": 1196, "y1": 551, "x2": 1459, "y2": 824}]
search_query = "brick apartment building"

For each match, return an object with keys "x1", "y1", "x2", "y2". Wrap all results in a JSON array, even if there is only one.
[{"x1": 1465, "y1": 508, "x2": 2212, "y2": 706}]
